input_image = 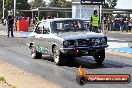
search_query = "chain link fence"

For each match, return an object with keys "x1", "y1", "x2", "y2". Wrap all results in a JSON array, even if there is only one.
[{"x1": 72, "y1": 5, "x2": 99, "y2": 21}]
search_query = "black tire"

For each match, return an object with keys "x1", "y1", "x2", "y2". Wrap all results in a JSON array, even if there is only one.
[
  {"x1": 53, "y1": 46, "x2": 65, "y2": 66},
  {"x1": 31, "y1": 47, "x2": 42, "y2": 59},
  {"x1": 94, "y1": 49, "x2": 105, "y2": 65},
  {"x1": 76, "y1": 75, "x2": 87, "y2": 85}
]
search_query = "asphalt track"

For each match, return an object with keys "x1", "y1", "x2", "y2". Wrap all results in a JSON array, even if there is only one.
[{"x1": 0, "y1": 35, "x2": 131, "y2": 88}]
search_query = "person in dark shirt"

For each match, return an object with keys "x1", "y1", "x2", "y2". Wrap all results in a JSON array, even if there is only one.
[
  {"x1": 119, "y1": 18, "x2": 125, "y2": 32},
  {"x1": 7, "y1": 13, "x2": 14, "y2": 37}
]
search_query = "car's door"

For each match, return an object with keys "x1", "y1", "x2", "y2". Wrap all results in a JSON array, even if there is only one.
[{"x1": 29, "y1": 21, "x2": 51, "y2": 54}]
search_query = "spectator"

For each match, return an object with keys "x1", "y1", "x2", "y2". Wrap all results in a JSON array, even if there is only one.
[
  {"x1": 125, "y1": 18, "x2": 129, "y2": 32},
  {"x1": 108, "y1": 19, "x2": 113, "y2": 31},
  {"x1": 35, "y1": 16, "x2": 39, "y2": 24},
  {"x1": 128, "y1": 18, "x2": 132, "y2": 32},
  {"x1": 47, "y1": 16, "x2": 52, "y2": 19},
  {"x1": 22, "y1": 16, "x2": 27, "y2": 20},
  {"x1": 90, "y1": 10, "x2": 100, "y2": 33},
  {"x1": 119, "y1": 18, "x2": 125, "y2": 32},
  {"x1": 114, "y1": 18, "x2": 120, "y2": 31},
  {"x1": 7, "y1": 12, "x2": 14, "y2": 38},
  {"x1": 104, "y1": 17, "x2": 108, "y2": 31}
]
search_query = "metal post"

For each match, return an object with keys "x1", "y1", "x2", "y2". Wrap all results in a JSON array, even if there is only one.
[
  {"x1": 14, "y1": 0, "x2": 16, "y2": 17},
  {"x1": 80, "y1": 5, "x2": 81, "y2": 19},
  {"x1": 38, "y1": 10, "x2": 39, "y2": 18},
  {"x1": 57, "y1": 12, "x2": 58, "y2": 18},
  {"x1": 99, "y1": 5, "x2": 102, "y2": 24},
  {"x1": 2, "y1": 0, "x2": 5, "y2": 19},
  {"x1": 13, "y1": 0, "x2": 16, "y2": 31},
  {"x1": 32, "y1": 10, "x2": 33, "y2": 19},
  {"x1": 99, "y1": 5, "x2": 103, "y2": 33}
]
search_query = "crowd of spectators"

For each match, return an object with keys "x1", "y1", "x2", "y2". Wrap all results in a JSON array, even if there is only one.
[
  {"x1": 3, "y1": 15, "x2": 132, "y2": 33},
  {"x1": 102, "y1": 17, "x2": 132, "y2": 32}
]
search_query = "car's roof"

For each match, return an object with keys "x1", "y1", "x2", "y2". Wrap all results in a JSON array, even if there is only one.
[{"x1": 41, "y1": 18, "x2": 81, "y2": 22}]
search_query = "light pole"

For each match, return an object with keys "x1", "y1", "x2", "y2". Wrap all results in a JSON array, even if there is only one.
[
  {"x1": 14, "y1": 0, "x2": 16, "y2": 17},
  {"x1": 2, "y1": 0, "x2": 5, "y2": 19},
  {"x1": 13, "y1": 0, "x2": 16, "y2": 31},
  {"x1": 31, "y1": 10, "x2": 33, "y2": 19}
]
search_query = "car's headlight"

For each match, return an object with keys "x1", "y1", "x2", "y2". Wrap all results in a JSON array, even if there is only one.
[
  {"x1": 63, "y1": 40, "x2": 77, "y2": 47},
  {"x1": 63, "y1": 40, "x2": 69, "y2": 47},
  {"x1": 101, "y1": 37, "x2": 107, "y2": 43},
  {"x1": 95, "y1": 38, "x2": 100, "y2": 44}
]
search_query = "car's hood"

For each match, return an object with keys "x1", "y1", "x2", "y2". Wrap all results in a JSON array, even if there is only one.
[{"x1": 56, "y1": 32, "x2": 105, "y2": 40}]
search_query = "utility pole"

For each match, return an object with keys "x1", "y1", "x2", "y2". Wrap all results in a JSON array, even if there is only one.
[
  {"x1": 14, "y1": 0, "x2": 16, "y2": 31},
  {"x1": 2, "y1": 0, "x2": 5, "y2": 19},
  {"x1": 14, "y1": 0, "x2": 16, "y2": 17}
]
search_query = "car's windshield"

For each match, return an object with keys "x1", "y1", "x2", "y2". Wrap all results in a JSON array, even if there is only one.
[{"x1": 50, "y1": 20, "x2": 87, "y2": 33}]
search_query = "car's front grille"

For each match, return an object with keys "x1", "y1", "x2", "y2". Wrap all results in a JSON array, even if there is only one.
[
  {"x1": 64, "y1": 37, "x2": 107, "y2": 48},
  {"x1": 77, "y1": 38, "x2": 104, "y2": 46},
  {"x1": 78, "y1": 39, "x2": 92, "y2": 46}
]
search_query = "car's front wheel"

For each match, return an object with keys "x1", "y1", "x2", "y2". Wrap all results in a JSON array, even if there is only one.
[
  {"x1": 31, "y1": 47, "x2": 42, "y2": 59},
  {"x1": 94, "y1": 49, "x2": 105, "y2": 65},
  {"x1": 53, "y1": 46, "x2": 65, "y2": 65}
]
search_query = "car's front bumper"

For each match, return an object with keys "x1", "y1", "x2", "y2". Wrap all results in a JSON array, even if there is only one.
[{"x1": 60, "y1": 44, "x2": 109, "y2": 56}]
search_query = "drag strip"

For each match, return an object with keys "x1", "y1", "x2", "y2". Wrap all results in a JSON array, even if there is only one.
[{"x1": 0, "y1": 35, "x2": 132, "y2": 88}]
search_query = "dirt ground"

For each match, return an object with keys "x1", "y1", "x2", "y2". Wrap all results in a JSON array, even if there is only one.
[
  {"x1": 0, "y1": 59, "x2": 60, "y2": 88},
  {"x1": 0, "y1": 81, "x2": 12, "y2": 88}
]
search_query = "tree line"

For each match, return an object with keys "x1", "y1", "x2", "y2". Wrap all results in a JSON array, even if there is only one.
[{"x1": 0, "y1": 0, "x2": 118, "y2": 18}]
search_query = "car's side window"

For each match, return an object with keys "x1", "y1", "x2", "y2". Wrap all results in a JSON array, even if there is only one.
[
  {"x1": 35, "y1": 22, "x2": 50, "y2": 34},
  {"x1": 42, "y1": 22, "x2": 50, "y2": 34},
  {"x1": 43, "y1": 27, "x2": 50, "y2": 34}
]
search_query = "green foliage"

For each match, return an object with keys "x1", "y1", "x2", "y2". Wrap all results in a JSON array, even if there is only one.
[
  {"x1": 16, "y1": 0, "x2": 30, "y2": 10},
  {"x1": 48, "y1": 0, "x2": 71, "y2": 18},
  {"x1": 29, "y1": 0, "x2": 46, "y2": 9},
  {"x1": 4, "y1": 0, "x2": 13, "y2": 11},
  {"x1": 48, "y1": 0, "x2": 71, "y2": 7},
  {"x1": 0, "y1": 0, "x2": 2, "y2": 17},
  {"x1": 0, "y1": 0, "x2": 31, "y2": 17},
  {"x1": 104, "y1": 0, "x2": 118, "y2": 8},
  {"x1": 0, "y1": 77, "x2": 5, "y2": 82},
  {"x1": 0, "y1": 0, "x2": 13, "y2": 18},
  {"x1": 103, "y1": 0, "x2": 118, "y2": 18}
]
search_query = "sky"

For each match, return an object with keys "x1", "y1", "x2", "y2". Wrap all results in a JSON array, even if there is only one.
[
  {"x1": 28, "y1": 0, "x2": 132, "y2": 9},
  {"x1": 116, "y1": 0, "x2": 132, "y2": 9}
]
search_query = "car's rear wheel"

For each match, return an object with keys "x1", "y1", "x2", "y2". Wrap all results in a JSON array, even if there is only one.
[
  {"x1": 31, "y1": 47, "x2": 42, "y2": 59},
  {"x1": 53, "y1": 46, "x2": 65, "y2": 65},
  {"x1": 94, "y1": 49, "x2": 105, "y2": 65}
]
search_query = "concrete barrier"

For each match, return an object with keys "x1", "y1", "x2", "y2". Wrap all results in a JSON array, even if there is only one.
[
  {"x1": 107, "y1": 42, "x2": 129, "y2": 48},
  {"x1": 128, "y1": 43, "x2": 132, "y2": 48}
]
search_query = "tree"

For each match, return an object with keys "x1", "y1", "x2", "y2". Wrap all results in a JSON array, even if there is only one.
[
  {"x1": 103, "y1": 0, "x2": 118, "y2": 18},
  {"x1": 29, "y1": 0, "x2": 46, "y2": 20},
  {"x1": 48, "y1": 0, "x2": 72, "y2": 18},
  {"x1": 16, "y1": 0, "x2": 31, "y2": 10},
  {"x1": 0, "y1": 0, "x2": 12, "y2": 18},
  {"x1": 0, "y1": 0, "x2": 2, "y2": 17},
  {"x1": 48, "y1": 0, "x2": 71, "y2": 7},
  {"x1": 104, "y1": 0, "x2": 118, "y2": 8},
  {"x1": 0, "y1": 0, "x2": 31, "y2": 18},
  {"x1": 29, "y1": 0, "x2": 46, "y2": 9},
  {"x1": 4, "y1": 0, "x2": 12, "y2": 11}
]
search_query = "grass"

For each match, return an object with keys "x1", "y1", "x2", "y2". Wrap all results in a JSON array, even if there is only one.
[
  {"x1": 0, "y1": 77, "x2": 5, "y2": 82},
  {"x1": 0, "y1": 76, "x2": 16, "y2": 88}
]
